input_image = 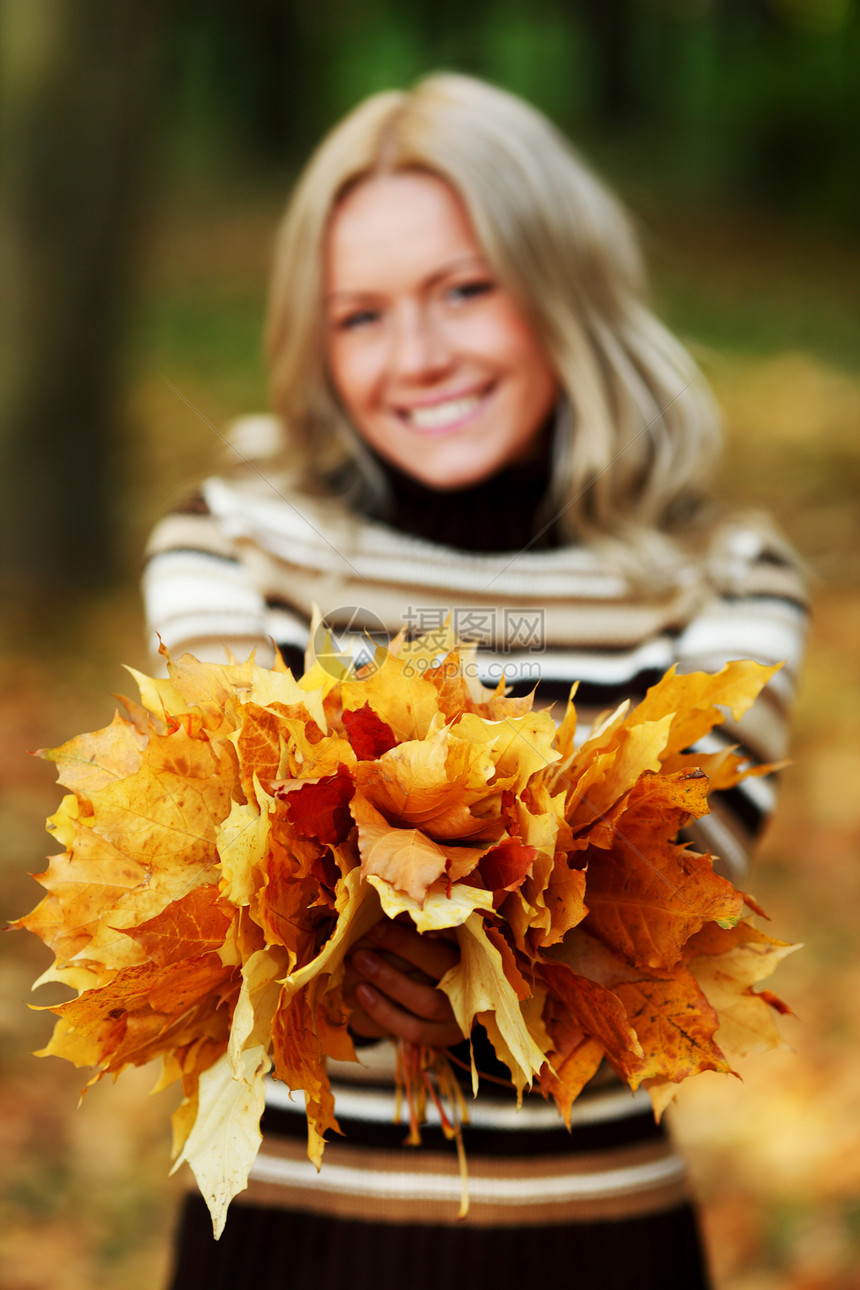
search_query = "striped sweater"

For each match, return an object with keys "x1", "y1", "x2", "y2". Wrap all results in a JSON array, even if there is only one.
[{"x1": 145, "y1": 443, "x2": 806, "y2": 1281}]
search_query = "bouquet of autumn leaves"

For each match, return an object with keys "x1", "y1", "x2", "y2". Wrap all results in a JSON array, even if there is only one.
[{"x1": 16, "y1": 621, "x2": 796, "y2": 1236}]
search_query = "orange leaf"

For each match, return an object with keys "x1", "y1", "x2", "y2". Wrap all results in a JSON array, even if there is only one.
[
  {"x1": 538, "y1": 1024, "x2": 605, "y2": 1126},
  {"x1": 583, "y1": 773, "x2": 743, "y2": 970},
  {"x1": 540, "y1": 960, "x2": 644, "y2": 1083},
  {"x1": 123, "y1": 885, "x2": 233, "y2": 966},
  {"x1": 351, "y1": 793, "x2": 448, "y2": 905},
  {"x1": 272, "y1": 987, "x2": 340, "y2": 1165},
  {"x1": 614, "y1": 972, "x2": 731, "y2": 1085}
]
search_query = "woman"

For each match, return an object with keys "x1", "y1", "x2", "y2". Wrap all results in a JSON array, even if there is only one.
[{"x1": 146, "y1": 73, "x2": 807, "y2": 1290}]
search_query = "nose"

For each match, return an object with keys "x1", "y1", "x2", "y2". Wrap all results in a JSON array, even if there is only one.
[{"x1": 389, "y1": 303, "x2": 452, "y2": 382}]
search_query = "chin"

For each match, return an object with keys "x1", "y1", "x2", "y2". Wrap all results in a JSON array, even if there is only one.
[
  {"x1": 398, "y1": 448, "x2": 515, "y2": 492},
  {"x1": 405, "y1": 466, "x2": 490, "y2": 492}
]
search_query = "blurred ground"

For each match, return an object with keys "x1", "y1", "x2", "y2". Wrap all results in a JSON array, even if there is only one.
[{"x1": 1, "y1": 196, "x2": 858, "y2": 1289}]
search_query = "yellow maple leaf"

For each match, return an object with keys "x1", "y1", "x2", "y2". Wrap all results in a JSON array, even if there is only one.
[
  {"x1": 624, "y1": 660, "x2": 781, "y2": 763},
  {"x1": 171, "y1": 1043, "x2": 271, "y2": 1239},
  {"x1": 687, "y1": 922, "x2": 799, "y2": 1057},
  {"x1": 438, "y1": 913, "x2": 547, "y2": 1098},
  {"x1": 368, "y1": 875, "x2": 495, "y2": 932},
  {"x1": 354, "y1": 723, "x2": 505, "y2": 841}
]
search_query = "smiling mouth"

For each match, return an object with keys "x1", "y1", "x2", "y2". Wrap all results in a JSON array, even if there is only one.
[{"x1": 398, "y1": 387, "x2": 493, "y2": 431}]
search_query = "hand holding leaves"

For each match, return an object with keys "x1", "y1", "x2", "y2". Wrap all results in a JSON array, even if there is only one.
[{"x1": 346, "y1": 920, "x2": 462, "y2": 1046}]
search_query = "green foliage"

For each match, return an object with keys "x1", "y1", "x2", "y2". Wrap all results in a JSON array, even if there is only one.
[{"x1": 157, "y1": 0, "x2": 860, "y2": 226}]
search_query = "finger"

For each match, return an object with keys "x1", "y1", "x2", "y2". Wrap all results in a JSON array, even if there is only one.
[
  {"x1": 342, "y1": 991, "x2": 389, "y2": 1039},
  {"x1": 366, "y1": 920, "x2": 459, "y2": 983},
  {"x1": 344, "y1": 949, "x2": 430, "y2": 993},
  {"x1": 353, "y1": 981, "x2": 464, "y2": 1048},
  {"x1": 351, "y1": 949, "x2": 454, "y2": 1024}
]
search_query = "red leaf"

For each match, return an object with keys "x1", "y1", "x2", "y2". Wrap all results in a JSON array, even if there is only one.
[
  {"x1": 278, "y1": 764, "x2": 355, "y2": 844},
  {"x1": 342, "y1": 703, "x2": 398, "y2": 760},
  {"x1": 479, "y1": 836, "x2": 536, "y2": 894}
]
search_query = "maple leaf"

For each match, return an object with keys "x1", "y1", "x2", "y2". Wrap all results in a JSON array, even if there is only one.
[
  {"x1": 686, "y1": 921, "x2": 799, "y2": 1057},
  {"x1": 45, "y1": 951, "x2": 238, "y2": 1079},
  {"x1": 582, "y1": 772, "x2": 743, "y2": 971},
  {"x1": 538, "y1": 1033, "x2": 606, "y2": 1126},
  {"x1": 339, "y1": 654, "x2": 442, "y2": 743},
  {"x1": 16, "y1": 816, "x2": 152, "y2": 987},
  {"x1": 353, "y1": 722, "x2": 506, "y2": 841},
  {"x1": 631, "y1": 660, "x2": 782, "y2": 764},
  {"x1": 479, "y1": 835, "x2": 536, "y2": 896},
  {"x1": 36, "y1": 709, "x2": 147, "y2": 794},
  {"x1": 216, "y1": 797, "x2": 271, "y2": 910},
  {"x1": 271, "y1": 987, "x2": 340, "y2": 1167},
  {"x1": 351, "y1": 792, "x2": 449, "y2": 904},
  {"x1": 540, "y1": 960, "x2": 645, "y2": 1083},
  {"x1": 122, "y1": 885, "x2": 234, "y2": 966},
  {"x1": 420, "y1": 648, "x2": 536, "y2": 723},
  {"x1": 171, "y1": 1044, "x2": 271, "y2": 1239},
  {"x1": 256, "y1": 812, "x2": 331, "y2": 965},
  {"x1": 280, "y1": 867, "x2": 383, "y2": 1004},
  {"x1": 562, "y1": 718, "x2": 673, "y2": 835},
  {"x1": 276, "y1": 763, "x2": 356, "y2": 845},
  {"x1": 438, "y1": 913, "x2": 547, "y2": 1098},
  {"x1": 614, "y1": 971, "x2": 732, "y2": 1086},
  {"x1": 368, "y1": 875, "x2": 495, "y2": 933},
  {"x1": 536, "y1": 979, "x2": 607, "y2": 1127},
  {"x1": 236, "y1": 703, "x2": 305, "y2": 803},
  {"x1": 342, "y1": 703, "x2": 398, "y2": 759},
  {"x1": 455, "y1": 709, "x2": 560, "y2": 789}
]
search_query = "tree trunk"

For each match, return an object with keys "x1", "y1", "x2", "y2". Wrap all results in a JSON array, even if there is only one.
[{"x1": 0, "y1": 0, "x2": 162, "y2": 603}]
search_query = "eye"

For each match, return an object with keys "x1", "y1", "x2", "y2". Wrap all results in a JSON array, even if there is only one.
[
  {"x1": 334, "y1": 308, "x2": 381, "y2": 331},
  {"x1": 446, "y1": 279, "x2": 494, "y2": 304}
]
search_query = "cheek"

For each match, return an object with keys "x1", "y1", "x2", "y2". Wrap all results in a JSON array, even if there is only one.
[
  {"x1": 327, "y1": 338, "x2": 377, "y2": 411},
  {"x1": 473, "y1": 303, "x2": 552, "y2": 383}
]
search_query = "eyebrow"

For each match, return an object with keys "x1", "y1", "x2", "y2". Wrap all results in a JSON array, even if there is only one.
[{"x1": 325, "y1": 254, "x2": 490, "y2": 304}]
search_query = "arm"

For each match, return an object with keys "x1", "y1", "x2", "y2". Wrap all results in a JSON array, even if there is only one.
[
  {"x1": 142, "y1": 489, "x2": 277, "y2": 667},
  {"x1": 676, "y1": 523, "x2": 809, "y2": 882}
]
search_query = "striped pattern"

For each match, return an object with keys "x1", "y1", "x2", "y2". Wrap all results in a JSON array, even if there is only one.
[
  {"x1": 245, "y1": 1073, "x2": 688, "y2": 1227},
  {"x1": 243, "y1": 1132, "x2": 687, "y2": 1227}
]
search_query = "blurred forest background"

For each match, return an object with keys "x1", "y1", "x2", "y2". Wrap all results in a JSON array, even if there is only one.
[{"x1": 1, "y1": 1, "x2": 858, "y2": 1288}]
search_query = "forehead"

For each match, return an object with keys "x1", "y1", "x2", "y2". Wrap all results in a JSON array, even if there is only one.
[{"x1": 325, "y1": 171, "x2": 484, "y2": 293}]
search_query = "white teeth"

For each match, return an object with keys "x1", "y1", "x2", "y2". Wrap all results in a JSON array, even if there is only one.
[{"x1": 403, "y1": 394, "x2": 483, "y2": 429}]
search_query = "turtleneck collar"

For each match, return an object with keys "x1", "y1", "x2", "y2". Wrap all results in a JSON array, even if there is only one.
[{"x1": 342, "y1": 428, "x2": 563, "y2": 555}]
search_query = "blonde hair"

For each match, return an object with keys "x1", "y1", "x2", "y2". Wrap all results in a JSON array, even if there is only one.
[{"x1": 265, "y1": 72, "x2": 722, "y2": 578}]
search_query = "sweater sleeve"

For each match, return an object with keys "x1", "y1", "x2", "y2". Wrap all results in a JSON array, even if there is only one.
[
  {"x1": 674, "y1": 523, "x2": 809, "y2": 885},
  {"x1": 142, "y1": 490, "x2": 278, "y2": 669}
]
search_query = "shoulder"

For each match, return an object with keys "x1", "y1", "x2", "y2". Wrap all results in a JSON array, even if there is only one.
[
  {"x1": 672, "y1": 514, "x2": 809, "y2": 692},
  {"x1": 145, "y1": 487, "x2": 239, "y2": 564},
  {"x1": 701, "y1": 514, "x2": 808, "y2": 613}
]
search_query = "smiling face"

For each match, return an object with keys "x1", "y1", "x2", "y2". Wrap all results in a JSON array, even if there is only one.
[{"x1": 323, "y1": 171, "x2": 559, "y2": 491}]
